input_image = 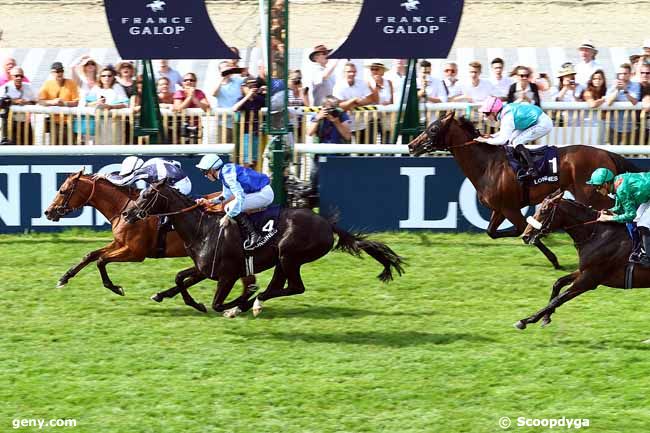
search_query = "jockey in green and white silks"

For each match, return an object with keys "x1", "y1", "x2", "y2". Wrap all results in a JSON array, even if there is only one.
[
  {"x1": 588, "y1": 167, "x2": 650, "y2": 266},
  {"x1": 195, "y1": 154, "x2": 274, "y2": 250},
  {"x1": 476, "y1": 97, "x2": 554, "y2": 180}
]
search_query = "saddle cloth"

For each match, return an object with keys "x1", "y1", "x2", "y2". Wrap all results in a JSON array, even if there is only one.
[
  {"x1": 505, "y1": 145, "x2": 560, "y2": 186},
  {"x1": 243, "y1": 205, "x2": 282, "y2": 250}
]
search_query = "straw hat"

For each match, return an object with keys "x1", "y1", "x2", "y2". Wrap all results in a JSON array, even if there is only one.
[
  {"x1": 365, "y1": 62, "x2": 389, "y2": 72},
  {"x1": 578, "y1": 39, "x2": 598, "y2": 54},
  {"x1": 557, "y1": 63, "x2": 576, "y2": 78},
  {"x1": 308, "y1": 44, "x2": 332, "y2": 62}
]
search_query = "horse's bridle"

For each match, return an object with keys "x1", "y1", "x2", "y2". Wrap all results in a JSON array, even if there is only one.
[
  {"x1": 530, "y1": 199, "x2": 598, "y2": 245},
  {"x1": 129, "y1": 185, "x2": 200, "y2": 219},
  {"x1": 418, "y1": 120, "x2": 478, "y2": 154},
  {"x1": 54, "y1": 175, "x2": 97, "y2": 217}
]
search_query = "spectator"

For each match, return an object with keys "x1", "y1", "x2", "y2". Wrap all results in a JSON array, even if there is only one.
[
  {"x1": 157, "y1": 77, "x2": 175, "y2": 108},
  {"x1": 388, "y1": 59, "x2": 408, "y2": 103},
  {"x1": 232, "y1": 78, "x2": 266, "y2": 165},
  {"x1": 82, "y1": 66, "x2": 129, "y2": 109},
  {"x1": 489, "y1": 57, "x2": 512, "y2": 100},
  {"x1": 332, "y1": 62, "x2": 378, "y2": 139},
  {"x1": 173, "y1": 72, "x2": 210, "y2": 112},
  {"x1": 0, "y1": 57, "x2": 30, "y2": 86},
  {"x1": 630, "y1": 54, "x2": 643, "y2": 82},
  {"x1": 307, "y1": 95, "x2": 352, "y2": 193},
  {"x1": 212, "y1": 61, "x2": 245, "y2": 142},
  {"x1": 304, "y1": 44, "x2": 340, "y2": 106},
  {"x1": 38, "y1": 62, "x2": 80, "y2": 144},
  {"x1": 227, "y1": 46, "x2": 250, "y2": 78},
  {"x1": 606, "y1": 63, "x2": 641, "y2": 144},
  {"x1": 535, "y1": 73, "x2": 554, "y2": 102},
  {"x1": 417, "y1": 70, "x2": 447, "y2": 103},
  {"x1": 4, "y1": 66, "x2": 36, "y2": 144},
  {"x1": 441, "y1": 62, "x2": 463, "y2": 101},
  {"x1": 456, "y1": 61, "x2": 496, "y2": 103},
  {"x1": 155, "y1": 59, "x2": 183, "y2": 89},
  {"x1": 640, "y1": 62, "x2": 650, "y2": 100},
  {"x1": 552, "y1": 63, "x2": 584, "y2": 102},
  {"x1": 72, "y1": 55, "x2": 100, "y2": 93},
  {"x1": 288, "y1": 69, "x2": 308, "y2": 106},
  {"x1": 575, "y1": 40, "x2": 603, "y2": 86},
  {"x1": 418, "y1": 60, "x2": 432, "y2": 88},
  {"x1": 116, "y1": 61, "x2": 136, "y2": 99},
  {"x1": 367, "y1": 62, "x2": 393, "y2": 106},
  {"x1": 583, "y1": 69, "x2": 608, "y2": 108},
  {"x1": 507, "y1": 65, "x2": 541, "y2": 106}
]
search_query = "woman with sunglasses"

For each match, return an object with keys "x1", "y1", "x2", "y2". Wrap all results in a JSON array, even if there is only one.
[
  {"x1": 506, "y1": 66, "x2": 541, "y2": 107},
  {"x1": 475, "y1": 96, "x2": 554, "y2": 180},
  {"x1": 72, "y1": 55, "x2": 100, "y2": 94},
  {"x1": 588, "y1": 167, "x2": 650, "y2": 266},
  {"x1": 83, "y1": 66, "x2": 129, "y2": 110},
  {"x1": 173, "y1": 73, "x2": 210, "y2": 112}
]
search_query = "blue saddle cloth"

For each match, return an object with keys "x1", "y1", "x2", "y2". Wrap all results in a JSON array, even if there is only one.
[
  {"x1": 244, "y1": 205, "x2": 282, "y2": 249},
  {"x1": 505, "y1": 145, "x2": 560, "y2": 185}
]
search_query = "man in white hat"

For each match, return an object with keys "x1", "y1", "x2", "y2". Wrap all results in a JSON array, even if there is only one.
[
  {"x1": 303, "y1": 44, "x2": 340, "y2": 106},
  {"x1": 575, "y1": 39, "x2": 603, "y2": 86}
]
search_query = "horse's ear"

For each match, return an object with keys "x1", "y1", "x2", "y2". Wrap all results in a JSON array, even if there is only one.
[
  {"x1": 75, "y1": 167, "x2": 85, "y2": 179},
  {"x1": 550, "y1": 189, "x2": 564, "y2": 202}
]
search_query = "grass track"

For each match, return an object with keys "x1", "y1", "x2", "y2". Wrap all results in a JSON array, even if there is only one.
[{"x1": 1, "y1": 230, "x2": 650, "y2": 433}]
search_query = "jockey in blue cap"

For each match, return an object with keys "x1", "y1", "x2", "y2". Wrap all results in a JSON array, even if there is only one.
[{"x1": 195, "y1": 154, "x2": 274, "y2": 249}]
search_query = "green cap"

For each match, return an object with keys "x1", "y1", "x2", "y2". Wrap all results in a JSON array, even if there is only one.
[{"x1": 586, "y1": 167, "x2": 615, "y2": 185}]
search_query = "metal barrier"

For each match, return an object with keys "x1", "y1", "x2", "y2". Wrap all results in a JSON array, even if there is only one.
[{"x1": 4, "y1": 101, "x2": 649, "y2": 152}]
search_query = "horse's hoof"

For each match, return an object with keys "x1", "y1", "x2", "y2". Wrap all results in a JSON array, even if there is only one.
[
  {"x1": 252, "y1": 298, "x2": 264, "y2": 317},
  {"x1": 223, "y1": 306, "x2": 242, "y2": 318},
  {"x1": 150, "y1": 294, "x2": 163, "y2": 303},
  {"x1": 56, "y1": 280, "x2": 67, "y2": 289},
  {"x1": 197, "y1": 304, "x2": 208, "y2": 313},
  {"x1": 541, "y1": 317, "x2": 552, "y2": 328},
  {"x1": 108, "y1": 286, "x2": 125, "y2": 296},
  {"x1": 514, "y1": 320, "x2": 527, "y2": 330}
]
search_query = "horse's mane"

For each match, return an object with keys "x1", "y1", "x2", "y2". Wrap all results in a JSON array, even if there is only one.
[
  {"x1": 456, "y1": 116, "x2": 480, "y2": 139},
  {"x1": 559, "y1": 198, "x2": 599, "y2": 220},
  {"x1": 81, "y1": 174, "x2": 141, "y2": 199},
  {"x1": 159, "y1": 181, "x2": 226, "y2": 217}
]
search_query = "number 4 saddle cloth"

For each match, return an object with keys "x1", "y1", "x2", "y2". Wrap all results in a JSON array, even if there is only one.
[
  {"x1": 242, "y1": 205, "x2": 282, "y2": 250},
  {"x1": 505, "y1": 145, "x2": 560, "y2": 186}
]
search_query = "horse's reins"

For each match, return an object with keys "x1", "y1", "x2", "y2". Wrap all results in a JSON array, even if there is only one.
[{"x1": 57, "y1": 175, "x2": 98, "y2": 215}]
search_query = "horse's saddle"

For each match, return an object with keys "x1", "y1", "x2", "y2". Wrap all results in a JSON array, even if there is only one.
[
  {"x1": 505, "y1": 145, "x2": 559, "y2": 186},
  {"x1": 242, "y1": 205, "x2": 282, "y2": 250}
]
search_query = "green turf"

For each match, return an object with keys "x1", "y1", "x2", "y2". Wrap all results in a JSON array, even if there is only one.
[{"x1": 1, "y1": 230, "x2": 649, "y2": 433}]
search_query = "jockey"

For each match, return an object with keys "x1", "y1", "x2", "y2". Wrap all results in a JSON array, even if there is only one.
[
  {"x1": 107, "y1": 156, "x2": 192, "y2": 195},
  {"x1": 588, "y1": 167, "x2": 650, "y2": 266},
  {"x1": 475, "y1": 96, "x2": 554, "y2": 180},
  {"x1": 195, "y1": 154, "x2": 274, "y2": 250}
]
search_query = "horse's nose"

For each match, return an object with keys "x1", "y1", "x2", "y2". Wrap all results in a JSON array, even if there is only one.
[
  {"x1": 522, "y1": 234, "x2": 531, "y2": 244},
  {"x1": 44, "y1": 209, "x2": 49, "y2": 216}
]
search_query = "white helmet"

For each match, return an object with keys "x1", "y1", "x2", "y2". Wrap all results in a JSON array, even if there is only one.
[
  {"x1": 119, "y1": 156, "x2": 144, "y2": 176},
  {"x1": 196, "y1": 154, "x2": 224, "y2": 171}
]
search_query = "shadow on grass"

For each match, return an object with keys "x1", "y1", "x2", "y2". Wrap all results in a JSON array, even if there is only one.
[
  {"x1": 256, "y1": 330, "x2": 496, "y2": 347},
  {"x1": 0, "y1": 238, "x2": 112, "y2": 245}
]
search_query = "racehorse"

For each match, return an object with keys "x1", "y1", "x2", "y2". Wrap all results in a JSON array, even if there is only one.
[
  {"x1": 44, "y1": 170, "x2": 251, "y2": 312},
  {"x1": 407, "y1": 111, "x2": 640, "y2": 268},
  {"x1": 122, "y1": 179, "x2": 405, "y2": 317},
  {"x1": 517, "y1": 191, "x2": 650, "y2": 329}
]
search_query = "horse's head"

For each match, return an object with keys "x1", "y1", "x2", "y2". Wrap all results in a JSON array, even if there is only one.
[
  {"x1": 407, "y1": 112, "x2": 480, "y2": 156},
  {"x1": 122, "y1": 179, "x2": 175, "y2": 224},
  {"x1": 44, "y1": 169, "x2": 93, "y2": 221},
  {"x1": 522, "y1": 190, "x2": 565, "y2": 244}
]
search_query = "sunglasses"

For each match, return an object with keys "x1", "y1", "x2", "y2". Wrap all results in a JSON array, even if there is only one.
[
  {"x1": 518, "y1": 74, "x2": 530, "y2": 78},
  {"x1": 100, "y1": 74, "x2": 114, "y2": 78},
  {"x1": 13, "y1": 74, "x2": 24, "y2": 78},
  {"x1": 183, "y1": 78, "x2": 197, "y2": 82},
  {"x1": 53, "y1": 70, "x2": 64, "y2": 73},
  {"x1": 86, "y1": 62, "x2": 96, "y2": 66},
  {"x1": 641, "y1": 72, "x2": 650, "y2": 75},
  {"x1": 444, "y1": 69, "x2": 457, "y2": 73}
]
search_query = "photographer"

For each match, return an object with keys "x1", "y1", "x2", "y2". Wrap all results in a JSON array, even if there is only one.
[
  {"x1": 307, "y1": 95, "x2": 351, "y2": 194},
  {"x1": 232, "y1": 78, "x2": 266, "y2": 166},
  {"x1": 553, "y1": 63, "x2": 584, "y2": 102}
]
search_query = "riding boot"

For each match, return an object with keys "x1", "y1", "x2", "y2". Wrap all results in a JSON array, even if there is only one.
[
  {"x1": 156, "y1": 216, "x2": 173, "y2": 258},
  {"x1": 234, "y1": 213, "x2": 262, "y2": 250},
  {"x1": 628, "y1": 223, "x2": 643, "y2": 263},
  {"x1": 638, "y1": 227, "x2": 650, "y2": 267},
  {"x1": 515, "y1": 144, "x2": 538, "y2": 180}
]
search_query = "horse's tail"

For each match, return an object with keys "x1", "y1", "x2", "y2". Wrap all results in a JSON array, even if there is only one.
[
  {"x1": 608, "y1": 151, "x2": 644, "y2": 174},
  {"x1": 330, "y1": 224, "x2": 405, "y2": 282}
]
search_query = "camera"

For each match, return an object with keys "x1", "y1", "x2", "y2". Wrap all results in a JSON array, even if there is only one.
[
  {"x1": 324, "y1": 107, "x2": 342, "y2": 118},
  {"x1": 569, "y1": 79, "x2": 576, "y2": 85},
  {"x1": 0, "y1": 86, "x2": 12, "y2": 145}
]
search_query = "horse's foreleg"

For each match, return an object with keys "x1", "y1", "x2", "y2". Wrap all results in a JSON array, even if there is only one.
[
  {"x1": 211, "y1": 276, "x2": 239, "y2": 313},
  {"x1": 515, "y1": 271, "x2": 597, "y2": 330},
  {"x1": 151, "y1": 267, "x2": 208, "y2": 313},
  {"x1": 503, "y1": 207, "x2": 561, "y2": 269},
  {"x1": 219, "y1": 275, "x2": 260, "y2": 311},
  {"x1": 240, "y1": 266, "x2": 288, "y2": 316},
  {"x1": 541, "y1": 271, "x2": 581, "y2": 327},
  {"x1": 96, "y1": 246, "x2": 142, "y2": 296},
  {"x1": 486, "y1": 210, "x2": 519, "y2": 238},
  {"x1": 57, "y1": 242, "x2": 116, "y2": 288}
]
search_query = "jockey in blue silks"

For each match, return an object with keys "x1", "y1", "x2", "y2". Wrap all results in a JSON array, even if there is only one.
[{"x1": 195, "y1": 154, "x2": 274, "y2": 249}]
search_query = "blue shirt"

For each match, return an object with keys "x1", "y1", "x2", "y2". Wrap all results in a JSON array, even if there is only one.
[
  {"x1": 215, "y1": 76, "x2": 245, "y2": 128},
  {"x1": 606, "y1": 82, "x2": 642, "y2": 132},
  {"x1": 309, "y1": 112, "x2": 351, "y2": 143},
  {"x1": 219, "y1": 163, "x2": 270, "y2": 217}
]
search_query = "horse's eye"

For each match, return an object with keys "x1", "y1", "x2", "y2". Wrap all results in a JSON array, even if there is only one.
[{"x1": 59, "y1": 190, "x2": 67, "y2": 195}]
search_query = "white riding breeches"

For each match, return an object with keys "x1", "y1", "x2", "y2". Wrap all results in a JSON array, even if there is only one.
[
  {"x1": 510, "y1": 113, "x2": 554, "y2": 148},
  {"x1": 635, "y1": 201, "x2": 650, "y2": 229},
  {"x1": 172, "y1": 176, "x2": 192, "y2": 195},
  {"x1": 225, "y1": 185, "x2": 275, "y2": 214}
]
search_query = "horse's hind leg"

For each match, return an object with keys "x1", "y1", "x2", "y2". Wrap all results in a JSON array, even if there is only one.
[
  {"x1": 211, "y1": 276, "x2": 239, "y2": 313},
  {"x1": 152, "y1": 267, "x2": 208, "y2": 313},
  {"x1": 486, "y1": 210, "x2": 520, "y2": 239},
  {"x1": 57, "y1": 242, "x2": 116, "y2": 288},
  {"x1": 541, "y1": 271, "x2": 580, "y2": 327},
  {"x1": 239, "y1": 265, "x2": 289, "y2": 316},
  {"x1": 96, "y1": 245, "x2": 142, "y2": 296}
]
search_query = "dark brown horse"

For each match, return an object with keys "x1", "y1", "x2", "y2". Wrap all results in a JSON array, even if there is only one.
[
  {"x1": 407, "y1": 112, "x2": 640, "y2": 268},
  {"x1": 44, "y1": 171, "x2": 253, "y2": 312},
  {"x1": 122, "y1": 180, "x2": 405, "y2": 317},
  {"x1": 517, "y1": 192, "x2": 650, "y2": 329}
]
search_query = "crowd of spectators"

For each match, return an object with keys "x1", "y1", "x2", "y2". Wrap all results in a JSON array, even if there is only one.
[{"x1": 3, "y1": 38, "x2": 650, "y2": 145}]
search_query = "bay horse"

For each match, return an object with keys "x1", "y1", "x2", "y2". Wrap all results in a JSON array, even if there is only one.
[
  {"x1": 122, "y1": 179, "x2": 405, "y2": 317},
  {"x1": 407, "y1": 111, "x2": 640, "y2": 268},
  {"x1": 44, "y1": 170, "x2": 252, "y2": 312},
  {"x1": 517, "y1": 191, "x2": 650, "y2": 329}
]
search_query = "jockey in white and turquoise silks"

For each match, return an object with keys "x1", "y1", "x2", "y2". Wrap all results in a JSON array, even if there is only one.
[
  {"x1": 589, "y1": 167, "x2": 650, "y2": 266},
  {"x1": 195, "y1": 154, "x2": 274, "y2": 249},
  {"x1": 475, "y1": 96, "x2": 554, "y2": 180}
]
